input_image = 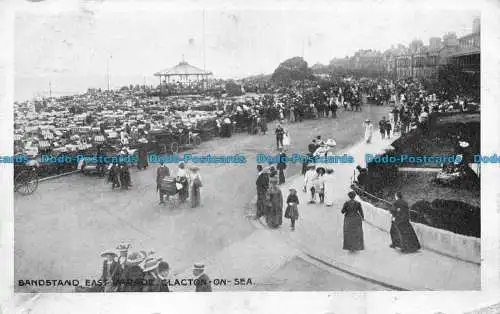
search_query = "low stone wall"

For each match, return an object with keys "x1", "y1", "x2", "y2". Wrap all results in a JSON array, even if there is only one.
[{"x1": 358, "y1": 199, "x2": 480, "y2": 264}]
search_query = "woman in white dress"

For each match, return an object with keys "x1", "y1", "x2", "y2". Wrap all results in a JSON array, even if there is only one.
[
  {"x1": 313, "y1": 138, "x2": 337, "y2": 206},
  {"x1": 323, "y1": 168, "x2": 336, "y2": 206},
  {"x1": 283, "y1": 130, "x2": 291, "y2": 151}
]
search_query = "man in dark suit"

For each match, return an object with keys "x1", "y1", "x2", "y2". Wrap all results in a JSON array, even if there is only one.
[
  {"x1": 100, "y1": 250, "x2": 121, "y2": 292},
  {"x1": 275, "y1": 123, "x2": 284, "y2": 150},
  {"x1": 277, "y1": 148, "x2": 287, "y2": 185},
  {"x1": 193, "y1": 263, "x2": 212, "y2": 292},
  {"x1": 308, "y1": 139, "x2": 317, "y2": 154},
  {"x1": 156, "y1": 162, "x2": 170, "y2": 204},
  {"x1": 256, "y1": 165, "x2": 269, "y2": 219}
]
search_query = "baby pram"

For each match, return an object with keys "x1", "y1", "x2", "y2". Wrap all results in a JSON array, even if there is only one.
[{"x1": 159, "y1": 176, "x2": 183, "y2": 207}]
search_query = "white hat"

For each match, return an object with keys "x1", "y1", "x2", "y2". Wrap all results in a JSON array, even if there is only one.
[
  {"x1": 326, "y1": 139, "x2": 337, "y2": 147},
  {"x1": 193, "y1": 263, "x2": 205, "y2": 270},
  {"x1": 458, "y1": 141, "x2": 469, "y2": 148}
]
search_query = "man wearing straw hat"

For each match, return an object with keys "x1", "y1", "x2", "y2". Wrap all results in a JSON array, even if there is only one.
[
  {"x1": 100, "y1": 250, "x2": 120, "y2": 292},
  {"x1": 192, "y1": 263, "x2": 212, "y2": 292},
  {"x1": 116, "y1": 243, "x2": 131, "y2": 271}
]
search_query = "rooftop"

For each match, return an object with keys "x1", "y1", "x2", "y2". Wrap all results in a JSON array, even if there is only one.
[{"x1": 154, "y1": 61, "x2": 212, "y2": 77}]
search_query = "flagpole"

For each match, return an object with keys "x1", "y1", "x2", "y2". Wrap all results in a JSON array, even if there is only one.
[
  {"x1": 202, "y1": 9, "x2": 207, "y2": 90},
  {"x1": 107, "y1": 57, "x2": 110, "y2": 91},
  {"x1": 202, "y1": 9, "x2": 206, "y2": 72},
  {"x1": 107, "y1": 55, "x2": 112, "y2": 91}
]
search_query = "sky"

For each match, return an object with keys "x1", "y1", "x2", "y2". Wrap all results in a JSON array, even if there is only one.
[{"x1": 13, "y1": 2, "x2": 479, "y2": 101}]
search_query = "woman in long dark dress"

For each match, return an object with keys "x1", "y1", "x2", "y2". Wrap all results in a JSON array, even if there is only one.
[
  {"x1": 265, "y1": 177, "x2": 283, "y2": 228},
  {"x1": 389, "y1": 192, "x2": 421, "y2": 253},
  {"x1": 341, "y1": 191, "x2": 365, "y2": 252}
]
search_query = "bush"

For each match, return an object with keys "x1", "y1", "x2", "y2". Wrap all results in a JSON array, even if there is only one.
[{"x1": 429, "y1": 199, "x2": 480, "y2": 237}]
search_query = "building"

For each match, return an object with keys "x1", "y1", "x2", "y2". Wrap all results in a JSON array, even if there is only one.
[
  {"x1": 330, "y1": 18, "x2": 480, "y2": 82},
  {"x1": 382, "y1": 44, "x2": 407, "y2": 79},
  {"x1": 394, "y1": 31, "x2": 466, "y2": 81},
  {"x1": 396, "y1": 54, "x2": 412, "y2": 79},
  {"x1": 409, "y1": 39, "x2": 424, "y2": 53},
  {"x1": 154, "y1": 60, "x2": 213, "y2": 89},
  {"x1": 450, "y1": 17, "x2": 480, "y2": 74},
  {"x1": 429, "y1": 37, "x2": 442, "y2": 50},
  {"x1": 329, "y1": 57, "x2": 350, "y2": 68}
]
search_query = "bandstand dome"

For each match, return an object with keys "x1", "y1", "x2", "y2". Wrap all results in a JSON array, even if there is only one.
[{"x1": 154, "y1": 61, "x2": 212, "y2": 77}]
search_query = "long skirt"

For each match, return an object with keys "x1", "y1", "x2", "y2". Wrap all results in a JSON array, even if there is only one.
[
  {"x1": 364, "y1": 131, "x2": 372, "y2": 143},
  {"x1": 391, "y1": 221, "x2": 421, "y2": 252},
  {"x1": 323, "y1": 175, "x2": 335, "y2": 206},
  {"x1": 266, "y1": 205, "x2": 283, "y2": 228},
  {"x1": 256, "y1": 190, "x2": 267, "y2": 218},
  {"x1": 343, "y1": 215, "x2": 364, "y2": 251},
  {"x1": 284, "y1": 204, "x2": 299, "y2": 220},
  {"x1": 191, "y1": 186, "x2": 201, "y2": 208}
]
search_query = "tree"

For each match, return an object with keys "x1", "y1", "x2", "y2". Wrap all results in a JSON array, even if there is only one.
[
  {"x1": 271, "y1": 56, "x2": 315, "y2": 87},
  {"x1": 436, "y1": 64, "x2": 479, "y2": 101},
  {"x1": 225, "y1": 80, "x2": 244, "y2": 96}
]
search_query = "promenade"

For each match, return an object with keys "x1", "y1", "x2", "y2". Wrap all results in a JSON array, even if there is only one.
[{"x1": 251, "y1": 131, "x2": 480, "y2": 290}]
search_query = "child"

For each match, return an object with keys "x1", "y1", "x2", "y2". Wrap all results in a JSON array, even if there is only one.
[
  {"x1": 304, "y1": 165, "x2": 317, "y2": 203},
  {"x1": 316, "y1": 167, "x2": 326, "y2": 203},
  {"x1": 285, "y1": 188, "x2": 300, "y2": 230}
]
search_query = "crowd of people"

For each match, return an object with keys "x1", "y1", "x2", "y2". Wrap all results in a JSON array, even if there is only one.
[
  {"x1": 255, "y1": 156, "x2": 421, "y2": 254},
  {"x1": 252, "y1": 77, "x2": 443, "y2": 252},
  {"x1": 30, "y1": 75, "x2": 476, "y2": 284}
]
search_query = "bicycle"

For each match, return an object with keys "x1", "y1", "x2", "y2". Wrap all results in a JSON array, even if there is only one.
[{"x1": 14, "y1": 166, "x2": 39, "y2": 195}]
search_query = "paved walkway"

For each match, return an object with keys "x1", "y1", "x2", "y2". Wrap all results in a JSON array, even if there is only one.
[
  {"x1": 251, "y1": 132, "x2": 480, "y2": 290},
  {"x1": 171, "y1": 229, "x2": 302, "y2": 291}
]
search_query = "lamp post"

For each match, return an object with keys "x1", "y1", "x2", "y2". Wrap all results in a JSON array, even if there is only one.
[{"x1": 107, "y1": 54, "x2": 112, "y2": 92}]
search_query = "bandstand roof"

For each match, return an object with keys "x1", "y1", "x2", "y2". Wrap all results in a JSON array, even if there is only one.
[{"x1": 154, "y1": 61, "x2": 212, "y2": 77}]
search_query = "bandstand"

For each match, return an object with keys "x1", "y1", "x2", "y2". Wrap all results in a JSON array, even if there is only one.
[{"x1": 154, "y1": 60, "x2": 213, "y2": 94}]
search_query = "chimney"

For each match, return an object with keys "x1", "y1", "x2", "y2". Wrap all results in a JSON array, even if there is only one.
[{"x1": 472, "y1": 17, "x2": 480, "y2": 33}]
